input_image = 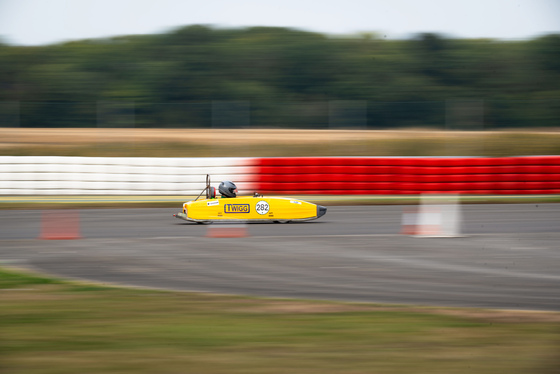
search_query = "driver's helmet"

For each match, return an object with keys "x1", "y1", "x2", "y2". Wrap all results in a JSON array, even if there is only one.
[{"x1": 219, "y1": 181, "x2": 237, "y2": 198}]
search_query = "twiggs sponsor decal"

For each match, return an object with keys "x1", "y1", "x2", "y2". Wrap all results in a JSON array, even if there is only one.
[{"x1": 224, "y1": 204, "x2": 250, "y2": 213}]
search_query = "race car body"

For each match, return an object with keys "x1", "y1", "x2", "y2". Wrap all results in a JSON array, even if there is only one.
[{"x1": 174, "y1": 196, "x2": 327, "y2": 223}]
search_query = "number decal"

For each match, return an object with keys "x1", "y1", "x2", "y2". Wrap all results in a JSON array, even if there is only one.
[{"x1": 255, "y1": 200, "x2": 270, "y2": 215}]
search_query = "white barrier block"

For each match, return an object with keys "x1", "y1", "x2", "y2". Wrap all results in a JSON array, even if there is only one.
[
  {"x1": 415, "y1": 194, "x2": 463, "y2": 238},
  {"x1": 0, "y1": 156, "x2": 258, "y2": 196}
]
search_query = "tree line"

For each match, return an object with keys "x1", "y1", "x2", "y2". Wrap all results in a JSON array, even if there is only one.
[{"x1": 0, "y1": 26, "x2": 559, "y2": 129}]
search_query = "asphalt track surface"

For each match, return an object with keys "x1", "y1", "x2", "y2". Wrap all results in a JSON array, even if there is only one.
[{"x1": 1, "y1": 204, "x2": 559, "y2": 311}]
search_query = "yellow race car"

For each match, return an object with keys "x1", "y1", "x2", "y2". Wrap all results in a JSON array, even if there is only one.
[{"x1": 173, "y1": 175, "x2": 327, "y2": 223}]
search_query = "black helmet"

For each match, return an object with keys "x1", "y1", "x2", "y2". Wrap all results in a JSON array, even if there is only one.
[{"x1": 219, "y1": 181, "x2": 237, "y2": 198}]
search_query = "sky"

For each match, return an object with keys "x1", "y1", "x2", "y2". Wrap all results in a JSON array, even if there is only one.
[{"x1": 0, "y1": 0, "x2": 559, "y2": 46}]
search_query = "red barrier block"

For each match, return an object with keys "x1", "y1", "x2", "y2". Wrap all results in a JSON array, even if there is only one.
[
  {"x1": 361, "y1": 174, "x2": 394, "y2": 182},
  {"x1": 416, "y1": 175, "x2": 441, "y2": 183},
  {"x1": 524, "y1": 174, "x2": 560, "y2": 182},
  {"x1": 394, "y1": 166, "x2": 416, "y2": 175},
  {"x1": 302, "y1": 182, "x2": 320, "y2": 190},
  {"x1": 305, "y1": 174, "x2": 324, "y2": 183},
  {"x1": 274, "y1": 166, "x2": 306, "y2": 174},
  {"x1": 377, "y1": 158, "x2": 410, "y2": 167},
  {"x1": 257, "y1": 166, "x2": 276, "y2": 174},
  {"x1": 436, "y1": 175, "x2": 458, "y2": 182},
  {"x1": 444, "y1": 166, "x2": 469, "y2": 174},
  {"x1": 337, "y1": 158, "x2": 357, "y2": 166},
  {"x1": 544, "y1": 156, "x2": 560, "y2": 165},
  {"x1": 353, "y1": 182, "x2": 372, "y2": 190},
  {"x1": 297, "y1": 174, "x2": 319, "y2": 182},
  {"x1": 314, "y1": 158, "x2": 337, "y2": 166},
  {"x1": 492, "y1": 158, "x2": 514, "y2": 166},
  {"x1": 518, "y1": 156, "x2": 560, "y2": 165},
  {"x1": 352, "y1": 174, "x2": 369, "y2": 182},
  {"x1": 478, "y1": 158, "x2": 519, "y2": 167},
  {"x1": 393, "y1": 182, "x2": 416, "y2": 191},
  {"x1": 517, "y1": 165, "x2": 552, "y2": 174},
  {"x1": 440, "y1": 158, "x2": 477, "y2": 167},
  {"x1": 392, "y1": 174, "x2": 413, "y2": 182},
  {"x1": 260, "y1": 182, "x2": 281, "y2": 191},
  {"x1": 387, "y1": 158, "x2": 412, "y2": 167},
  {"x1": 423, "y1": 166, "x2": 459, "y2": 175},
  {"x1": 253, "y1": 157, "x2": 560, "y2": 196},
  {"x1": 354, "y1": 166, "x2": 371, "y2": 174},
  {"x1": 440, "y1": 159, "x2": 464, "y2": 167},
  {"x1": 479, "y1": 158, "x2": 498, "y2": 166},
  {"x1": 447, "y1": 166, "x2": 495, "y2": 175},
  {"x1": 416, "y1": 183, "x2": 441, "y2": 192},
  {"x1": 362, "y1": 158, "x2": 390, "y2": 166},
  {"x1": 462, "y1": 174, "x2": 499, "y2": 182},
  {"x1": 321, "y1": 165, "x2": 366, "y2": 174},
  {"x1": 294, "y1": 158, "x2": 313, "y2": 166},
  {"x1": 368, "y1": 182, "x2": 394, "y2": 190},
  {"x1": 464, "y1": 158, "x2": 485, "y2": 166},
  {"x1": 344, "y1": 158, "x2": 370, "y2": 166},
  {"x1": 362, "y1": 165, "x2": 393, "y2": 174},
  {"x1": 408, "y1": 158, "x2": 433, "y2": 167},
  {"x1": 326, "y1": 174, "x2": 348, "y2": 182},
  {"x1": 441, "y1": 183, "x2": 465, "y2": 191},
  {"x1": 478, "y1": 166, "x2": 499, "y2": 174},
  {"x1": 295, "y1": 157, "x2": 329, "y2": 166},
  {"x1": 268, "y1": 157, "x2": 303, "y2": 167},
  {"x1": 479, "y1": 182, "x2": 501, "y2": 190},
  {"x1": 352, "y1": 190, "x2": 374, "y2": 195},
  {"x1": 319, "y1": 182, "x2": 344, "y2": 190},
  {"x1": 497, "y1": 182, "x2": 524, "y2": 190},
  {"x1": 302, "y1": 166, "x2": 324, "y2": 174},
  {"x1": 495, "y1": 174, "x2": 522, "y2": 182},
  {"x1": 313, "y1": 174, "x2": 342, "y2": 182},
  {"x1": 523, "y1": 190, "x2": 551, "y2": 194},
  {"x1": 307, "y1": 190, "x2": 323, "y2": 195},
  {"x1": 326, "y1": 165, "x2": 346, "y2": 174},
  {"x1": 496, "y1": 166, "x2": 518, "y2": 174},
  {"x1": 449, "y1": 182, "x2": 472, "y2": 191},
  {"x1": 523, "y1": 182, "x2": 552, "y2": 190},
  {"x1": 259, "y1": 174, "x2": 289, "y2": 183}
]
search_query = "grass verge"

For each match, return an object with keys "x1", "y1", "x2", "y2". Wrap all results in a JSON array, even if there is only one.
[
  {"x1": 1, "y1": 266, "x2": 559, "y2": 374},
  {"x1": 2, "y1": 128, "x2": 560, "y2": 157}
]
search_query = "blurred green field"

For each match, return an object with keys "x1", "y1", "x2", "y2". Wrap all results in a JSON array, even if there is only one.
[
  {"x1": 1, "y1": 266, "x2": 559, "y2": 374},
  {"x1": 1, "y1": 128, "x2": 560, "y2": 157}
]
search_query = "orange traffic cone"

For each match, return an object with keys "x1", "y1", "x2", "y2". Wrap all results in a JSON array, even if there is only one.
[
  {"x1": 401, "y1": 209, "x2": 419, "y2": 235},
  {"x1": 408, "y1": 194, "x2": 463, "y2": 238},
  {"x1": 38, "y1": 210, "x2": 82, "y2": 240},
  {"x1": 206, "y1": 224, "x2": 248, "y2": 238}
]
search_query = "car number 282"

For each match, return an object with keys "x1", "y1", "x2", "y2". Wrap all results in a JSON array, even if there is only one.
[{"x1": 256, "y1": 201, "x2": 270, "y2": 215}]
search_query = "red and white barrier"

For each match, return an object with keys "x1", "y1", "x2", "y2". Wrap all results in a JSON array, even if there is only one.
[{"x1": 1, "y1": 156, "x2": 559, "y2": 196}]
